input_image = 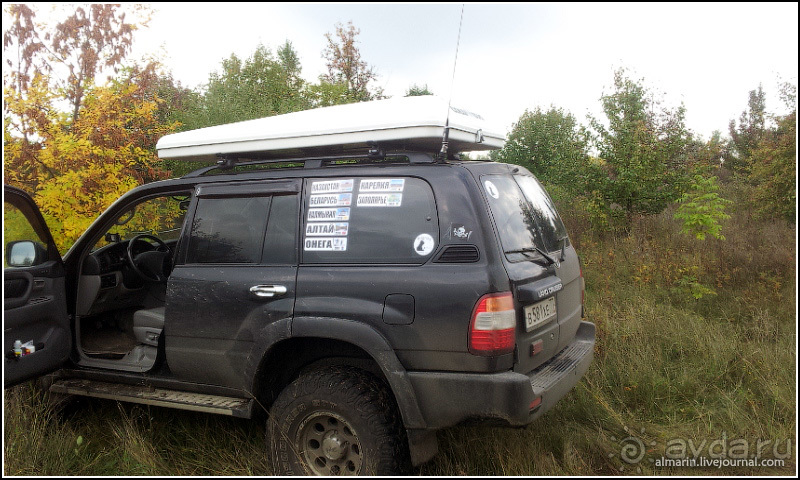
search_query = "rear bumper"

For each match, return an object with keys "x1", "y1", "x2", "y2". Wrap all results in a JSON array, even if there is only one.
[{"x1": 407, "y1": 321, "x2": 595, "y2": 429}]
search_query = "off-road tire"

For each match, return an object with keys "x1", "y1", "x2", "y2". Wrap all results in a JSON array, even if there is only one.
[{"x1": 267, "y1": 366, "x2": 411, "y2": 475}]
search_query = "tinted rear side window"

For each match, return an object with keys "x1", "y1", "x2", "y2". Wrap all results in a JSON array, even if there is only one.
[
  {"x1": 483, "y1": 174, "x2": 567, "y2": 255},
  {"x1": 186, "y1": 197, "x2": 270, "y2": 264},
  {"x1": 302, "y1": 177, "x2": 438, "y2": 264},
  {"x1": 262, "y1": 194, "x2": 299, "y2": 265}
]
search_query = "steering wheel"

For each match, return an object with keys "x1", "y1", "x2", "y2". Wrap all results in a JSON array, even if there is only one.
[{"x1": 126, "y1": 234, "x2": 172, "y2": 283}]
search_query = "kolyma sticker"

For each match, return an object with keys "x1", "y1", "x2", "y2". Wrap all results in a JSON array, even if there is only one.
[
  {"x1": 484, "y1": 180, "x2": 500, "y2": 199},
  {"x1": 413, "y1": 233, "x2": 435, "y2": 256}
]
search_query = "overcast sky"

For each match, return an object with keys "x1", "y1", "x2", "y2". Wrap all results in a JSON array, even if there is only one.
[{"x1": 71, "y1": 3, "x2": 800, "y2": 138}]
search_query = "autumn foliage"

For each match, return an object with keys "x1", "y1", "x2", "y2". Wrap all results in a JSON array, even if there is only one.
[{"x1": 4, "y1": 5, "x2": 174, "y2": 252}]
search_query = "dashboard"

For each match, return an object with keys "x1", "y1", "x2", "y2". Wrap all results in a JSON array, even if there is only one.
[{"x1": 77, "y1": 239, "x2": 174, "y2": 316}]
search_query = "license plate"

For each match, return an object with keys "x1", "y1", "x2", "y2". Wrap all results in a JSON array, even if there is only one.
[{"x1": 525, "y1": 297, "x2": 557, "y2": 331}]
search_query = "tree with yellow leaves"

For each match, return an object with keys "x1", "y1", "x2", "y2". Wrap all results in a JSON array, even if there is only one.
[{"x1": 3, "y1": 4, "x2": 176, "y2": 252}]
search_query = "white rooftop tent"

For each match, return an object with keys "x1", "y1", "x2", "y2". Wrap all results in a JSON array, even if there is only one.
[{"x1": 155, "y1": 96, "x2": 506, "y2": 162}]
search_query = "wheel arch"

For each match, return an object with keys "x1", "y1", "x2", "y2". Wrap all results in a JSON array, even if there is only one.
[{"x1": 251, "y1": 316, "x2": 427, "y2": 431}]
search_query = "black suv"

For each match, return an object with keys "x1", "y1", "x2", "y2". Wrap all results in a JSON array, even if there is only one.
[{"x1": 4, "y1": 149, "x2": 594, "y2": 475}]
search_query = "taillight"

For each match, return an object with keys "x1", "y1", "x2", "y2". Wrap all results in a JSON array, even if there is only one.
[{"x1": 469, "y1": 292, "x2": 516, "y2": 356}]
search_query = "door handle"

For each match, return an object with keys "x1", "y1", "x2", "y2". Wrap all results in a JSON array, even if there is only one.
[{"x1": 249, "y1": 285, "x2": 288, "y2": 298}]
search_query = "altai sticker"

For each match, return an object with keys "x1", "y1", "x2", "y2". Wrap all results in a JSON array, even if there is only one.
[{"x1": 305, "y1": 222, "x2": 349, "y2": 236}]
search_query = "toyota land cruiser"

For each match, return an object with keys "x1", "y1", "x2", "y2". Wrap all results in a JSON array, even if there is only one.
[{"x1": 3, "y1": 97, "x2": 594, "y2": 475}]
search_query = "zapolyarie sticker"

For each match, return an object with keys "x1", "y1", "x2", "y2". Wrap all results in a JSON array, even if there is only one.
[
  {"x1": 311, "y1": 179, "x2": 353, "y2": 194},
  {"x1": 413, "y1": 233, "x2": 435, "y2": 256},
  {"x1": 359, "y1": 178, "x2": 405, "y2": 192},
  {"x1": 304, "y1": 237, "x2": 348, "y2": 251},
  {"x1": 484, "y1": 180, "x2": 500, "y2": 199},
  {"x1": 356, "y1": 193, "x2": 402, "y2": 207},
  {"x1": 309, "y1": 193, "x2": 352, "y2": 207},
  {"x1": 305, "y1": 222, "x2": 349, "y2": 236},
  {"x1": 308, "y1": 207, "x2": 350, "y2": 221}
]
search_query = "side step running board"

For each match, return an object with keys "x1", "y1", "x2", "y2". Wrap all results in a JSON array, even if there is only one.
[{"x1": 49, "y1": 378, "x2": 254, "y2": 418}]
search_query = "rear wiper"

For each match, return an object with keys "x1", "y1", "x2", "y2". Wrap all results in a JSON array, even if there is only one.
[{"x1": 504, "y1": 246, "x2": 557, "y2": 266}]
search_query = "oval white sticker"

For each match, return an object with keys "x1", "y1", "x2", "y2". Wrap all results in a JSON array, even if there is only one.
[
  {"x1": 484, "y1": 180, "x2": 500, "y2": 199},
  {"x1": 413, "y1": 233, "x2": 435, "y2": 256}
]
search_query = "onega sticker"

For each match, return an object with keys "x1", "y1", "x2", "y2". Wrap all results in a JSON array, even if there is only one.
[
  {"x1": 413, "y1": 233, "x2": 435, "y2": 256},
  {"x1": 359, "y1": 178, "x2": 405, "y2": 192},
  {"x1": 356, "y1": 193, "x2": 402, "y2": 207},
  {"x1": 305, "y1": 222, "x2": 349, "y2": 236},
  {"x1": 484, "y1": 180, "x2": 500, "y2": 199},
  {"x1": 311, "y1": 179, "x2": 353, "y2": 194},
  {"x1": 309, "y1": 193, "x2": 352, "y2": 207},
  {"x1": 308, "y1": 207, "x2": 350, "y2": 221},
  {"x1": 304, "y1": 237, "x2": 348, "y2": 251}
]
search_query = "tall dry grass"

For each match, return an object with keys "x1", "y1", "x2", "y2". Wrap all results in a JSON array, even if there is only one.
[{"x1": 4, "y1": 179, "x2": 796, "y2": 475}]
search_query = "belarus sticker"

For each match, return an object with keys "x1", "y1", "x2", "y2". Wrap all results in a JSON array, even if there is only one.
[
  {"x1": 309, "y1": 193, "x2": 352, "y2": 207},
  {"x1": 484, "y1": 180, "x2": 500, "y2": 199},
  {"x1": 304, "y1": 237, "x2": 348, "y2": 251},
  {"x1": 357, "y1": 193, "x2": 402, "y2": 207},
  {"x1": 413, "y1": 233, "x2": 435, "y2": 256},
  {"x1": 311, "y1": 179, "x2": 353, "y2": 194},
  {"x1": 308, "y1": 207, "x2": 350, "y2": 221},
  {"x1": 359, "y1": 178, "x2": 405, "y2": 192},
  {"x1": 305, "y1": 222, "x2": 349, "y2": 236}
]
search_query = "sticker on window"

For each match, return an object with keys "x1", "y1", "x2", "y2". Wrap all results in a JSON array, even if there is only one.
[
  {"x1": 413, "y1": 233, "x2": 435, "y2": 256},
  {"x1": 356, "y1": 193, "x2": 402, "y2": 207},
  {"x1": 304, "y1": 237, "x2": 348, "y2": 251},
  {"x1": 308, "y1": 207, "x2": 350, "y2": 221},
  {"x1": 359, "y1": 179, "x2": 405, "y2": 192},
  {"x1": 310, "y1": 193, "x2": 352, "y2": 207},
  {"x1": 305, "y1": 222, "x2": 349, "y2": 236},
  {"x1": 484, "y1": 180, "x2": 500, "y2": 199},
  {"x1": 311, "y1": 179, "x2": 353, "y2": 194}
]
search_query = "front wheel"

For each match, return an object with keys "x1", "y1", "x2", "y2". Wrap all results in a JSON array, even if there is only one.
[{"x1": 267, "y1": 366, "x2": 410, "y2": 475}]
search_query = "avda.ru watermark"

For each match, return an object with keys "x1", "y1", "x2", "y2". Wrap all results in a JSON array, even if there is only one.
[{"x1": 609, "y1": 427, "x2": 791, "y2": 472}]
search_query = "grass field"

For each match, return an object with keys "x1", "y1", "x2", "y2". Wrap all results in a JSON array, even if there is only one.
[{"x1": 4, "y1": 182, "x2": 796, "y2": 476}]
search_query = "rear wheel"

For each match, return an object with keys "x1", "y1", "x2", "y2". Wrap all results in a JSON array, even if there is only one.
[{"x1": 267, "y1": 366, "x2": 410, "y2": 475}]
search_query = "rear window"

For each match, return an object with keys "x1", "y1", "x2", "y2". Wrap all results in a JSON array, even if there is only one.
[
  {"x1": 302, "y1": 177, "x2": 438, "y2": 264},
  {"x1": 482, "y1": 174, "x2": 567, "y2": 258}
]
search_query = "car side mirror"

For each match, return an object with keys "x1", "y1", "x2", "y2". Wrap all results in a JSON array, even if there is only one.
[{"x1": 6, "y1": 240, "x2": 47, "y2": 267}]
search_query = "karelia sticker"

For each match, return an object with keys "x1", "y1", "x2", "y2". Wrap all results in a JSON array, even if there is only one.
[
  {"x1": 304, "y1": 237, "x2": 347, "y2": 251},
  {"x1": 311, "y1": 179, "x2": 354, "y2": 194},
  {"x1": 413, "y1": 233, "x2": 435, "y2": 256},
  {"x1": 309, "y1": 193, "x2": 352, "y2": 207},
  {"x1": 359, "y1": 178, "x2": 405, "y2": 192},
  {"x1": 305, "y1": 222, "x2": 349, "y2": 236},
  {"x1": 308, "y1": 208, "x2": 350, "y2": 221},
  {"x1": 356, "y1": 193, "x2": 402, "y2": 207}
]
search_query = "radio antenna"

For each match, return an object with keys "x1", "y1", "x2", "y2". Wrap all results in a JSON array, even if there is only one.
[{"x1": 439, "y1": 4, "x2": 465, "y2": 162}]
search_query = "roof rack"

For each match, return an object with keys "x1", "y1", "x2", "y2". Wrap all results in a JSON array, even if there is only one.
[{"x1": 181, "y1": 150, "x2": 437, "y2": 178}]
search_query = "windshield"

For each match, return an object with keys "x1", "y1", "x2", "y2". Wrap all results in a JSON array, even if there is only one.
[
  {"x1": 92, "y1": 194, "x2": 189, "y2": 251},
  {"x1": 483, "y1": 174, "x2": 567, "y2": 259}
]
